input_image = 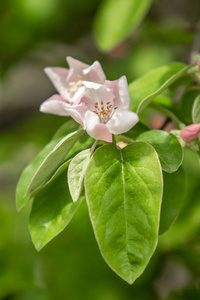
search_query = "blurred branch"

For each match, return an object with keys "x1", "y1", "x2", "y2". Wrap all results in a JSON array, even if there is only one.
[{"x1": 189, "y1": 20, "x2": 200, "y2": 64}]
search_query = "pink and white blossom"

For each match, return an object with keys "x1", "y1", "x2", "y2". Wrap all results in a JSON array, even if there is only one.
[
  {"x1": 40, "y1": 56, "x2": 106, "y2": 121},
  {"x1": 72, "y1": 76, "x2": 139, "y2": 142},
  {"x1": 40, "y1": 57, "x2": 139, "y2": 142}
]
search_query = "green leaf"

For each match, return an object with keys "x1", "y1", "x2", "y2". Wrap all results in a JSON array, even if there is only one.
[
  {"x1": 137, "y1": 130, "x2": 183, "y2": 173},
  {"x1": 85, "y1": 143, "x2": 163, "y2": 284},
  {"x1": 26, "y1": 129, "x2": 84, "y2": 196},
  {"x1": 192, "y1": 95, "x2": 200, "y2": 124},
  {"x1": 29, "y1": 169, "x2": 83, "y2": 251},
  {"x1": 68, "y1": 149, "x2": 91, "y2": 202},
  {"x1": 159, "y1": 166, "x2": 186, "y2": 235},
  {"x1": 93, "y1": 0, "x2": 152, "y2": 51},
  {"x1": 16, "y1": 120, "x2": 80, "y2": 211},
  {"x1": 128, "y1": 63, "x2": 191, "y2": 113}
]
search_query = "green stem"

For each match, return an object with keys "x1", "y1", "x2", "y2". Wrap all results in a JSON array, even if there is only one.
[
  {"x1": 112, "y1": 135, "x2": 117, "y2": 145},
  {"x1": 149, "y1": 102, "x2": 185, "y2": 128}
]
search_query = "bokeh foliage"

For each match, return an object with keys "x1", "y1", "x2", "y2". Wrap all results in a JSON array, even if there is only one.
[{"x1": 1, "y1": 0, "x2": 200, "y2": 299}]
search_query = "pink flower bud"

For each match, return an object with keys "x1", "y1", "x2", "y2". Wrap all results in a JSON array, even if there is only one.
[
  {"x1": 198, "y1": 60, "x2": 200, "y2": 71},
  {"x1": 180, "y1": 123, "x2": 200, "y2": 143}
]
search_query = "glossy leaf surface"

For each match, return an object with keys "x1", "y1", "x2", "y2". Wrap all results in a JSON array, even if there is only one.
[
  {"x1": 137, "y1": 130, "x2": 183, "y2": 173},
  {"x1": 68, "y1": 149, "x2": 91, "y2": 202},
  {"x1": 29, "y1": 169, "x2": 83, "y2": 250},
  {"x1": 159, "y1": 166, "x2": 186, "y2": 235},
  {"x1": 85, "y1": 143, "x2": 163, "y2": 283},
  {"x1": 128, "y1": 63, "x2": 190, "y2": 113}
]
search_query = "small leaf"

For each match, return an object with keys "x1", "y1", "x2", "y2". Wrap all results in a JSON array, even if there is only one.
[
  {"x1": 129, "y1": 63, "x2": 191, "y2": 113},
  {"x1": 29, "y1": 169, "x2": 83, "y2": 251},
  {"x1": 192, "y1": 95, "x2": 200, "y2": 124},
  {"x1": 16, "y1": 120, "x2": 80, "y2": 211},
  {"x1": 93, "y1": 0, "x2": 153, "y2": 51},
  {"x1": 26, "y1": 129, "x2": 84, "y2": 196},
  {"x1": 137, "y1": 130, "x2": 183, "y2": 173},
  {"x1": 85, "y1": 143, "x2": 163, "y2": 284},
  {"x1": 68, "y1": 149, "x2": 91, "y2": 202},
  {"x1": 159, "y1": 166, "x2": 186, "y2": 235}
]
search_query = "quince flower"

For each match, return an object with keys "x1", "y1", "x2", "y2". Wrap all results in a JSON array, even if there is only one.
[
  {"x1": 180, "y1": 123, "x2": 200, "y2": 143},
  {"x1": 40, "y1": 56, "x2": 106, "y2": 119},
  {"x1": 40, "y1": 57, "x2": 139, "y2": 143},
  {"x1": 70, "y1": 76, "x2": 139, "y2": 142}
]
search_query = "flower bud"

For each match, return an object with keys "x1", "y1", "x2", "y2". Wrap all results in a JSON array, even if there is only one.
[{"x1": 180, "y1": 123, "x2": 200, "y2": 143}]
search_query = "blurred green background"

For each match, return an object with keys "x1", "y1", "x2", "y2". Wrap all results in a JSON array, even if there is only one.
[{"x1": 1, "y1": 0, "x2": 200, "y2": 299}]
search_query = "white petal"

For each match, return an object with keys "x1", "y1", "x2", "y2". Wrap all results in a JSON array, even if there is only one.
[
  {"x1": 83, "y1": 61, "x2": 106, "y2": 83},
  {"x1": 66, "y1": 56, "x2": 89, "y2": 74},
  {"x1": 40, "y1": 95, "x2": 71, "y2": 116},
  {"x1": 82, "y1": 82, "x2": 114, "y2": 105},
  {"x1": 105, "y1": 76, "x2": 130, "y2": 110},
  {"x1": 118, "y1": 76, "x2": 131, "y2": 110},
  {"x1": 85, "y1": 111, "x2": 112, "y2": 142},
  {"x1": 44, "y1": 67, "x2": 69, "y2": 99},
  {"x1": 107, "y1": 110, "x2": 139, "y2": 135}
]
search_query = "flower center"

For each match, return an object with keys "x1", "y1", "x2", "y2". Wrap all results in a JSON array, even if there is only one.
[
  {"x1": 93, "y1": 101, "x2": 117, "y2": 124},
  {"x1": 67, "y1": 75, "x2": 83, "y2": 94}
]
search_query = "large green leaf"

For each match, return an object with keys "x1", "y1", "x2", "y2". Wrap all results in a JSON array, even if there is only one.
[
  {"x1": 192, "y1": 95, "x2": 200, "y2": 124},
  {"x1": 93, "y1": 0, "x2": 152, "y2": 51},
  {"x1": 137, "y1": 130, "x2": 183, "y2": 173},
  {"x1": 129, "y1": 63, "x2": 191, "y2": 113},
  {"x1": 68, "y1": 149, "x2": 91, "y2": 202},
  {"x1": 16, "y1": 120, "x2": 80, "y2": 211},
  {"x1": 159, "y1": 166, "x2": 186, "y2": 235},
  {"x1": 85, "y1": 143, "x2": 163, "y2": 284},
  {"x1": 29, "y1": 169, "x2": 83, "y2": 251},
  {"x1": 26, "y1": 129, "x2": 84, "y2": 196}
]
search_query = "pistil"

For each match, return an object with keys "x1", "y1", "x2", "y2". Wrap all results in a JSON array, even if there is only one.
[{"x1": 93, "y1": 101, "x2": 117, "y2": 124}]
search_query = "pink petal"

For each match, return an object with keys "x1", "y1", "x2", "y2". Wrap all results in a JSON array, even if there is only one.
[
  {"x1": 180, "y1": 123, "x2": 200, "y2": 143},
  {"x1": 40, "y1": 94, "x2": 71, "y2": 116},
  {"x1": 107, "y1": 110, "x2": 139, "y2": 135},
  {"x1": 83, "y1": 61, "x2": 106, "y2": 83},
  {"x1": 81, "y1": 82, "x2": 114, "y2": 110},
  {"x1": 66, "y1": 56, "x2": 89, "y2": 74},
  {"x1": 85, "y1": 111, "x2": 112, "y2": 142},
  {"x1": 44, "y1": 67, "x2": 70, "y2": 99},
  {"x1": 66, "y1": 102, "x2": 88, "y2": 128},
  {"x1": 105, "y1": 76, "x2": 130, "y2": 110}
]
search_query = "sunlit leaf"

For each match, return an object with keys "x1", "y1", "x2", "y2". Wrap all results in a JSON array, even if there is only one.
[
  {"x1": 68, "y1": 149, "x2": 91, "y2": 202},
  {"x1": 26, "y1": 129, "x2": 84, "y2": 196},
  {"x1": 159, "y1": 166, "x2": 186, "y2": 235},
  {"x1": 29, "y1": 169, "x2": 83, "y2": 250},
  {"x1": 93, "y1": 0, "x2": 153, "y2": 51},
  {"x1": 85, "y1": 143, "x2": 163, "y2": 283},
  {"x1": 192, "y1": 95, "x2": 200, "y2": 124},
  {"x1": 129, "y1": 63, "x2": 191, "y2": 113},
  {"x1": 137, "y1": 130, "x2": 183, "y2": 173},
  {"x1": 16, "y1": 120, "x2": 79, "y2": 211}
]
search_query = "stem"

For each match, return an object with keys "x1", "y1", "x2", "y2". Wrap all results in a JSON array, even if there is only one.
[
  {"x1": 90, "y1": 140, "x2": 99, "y2": 156},
  {"x1": 149, "y1": 103, "x2": 185, "y2": 128},
  {"x1": 112, "y1": 135, "x2": 116, "y2": 145}
]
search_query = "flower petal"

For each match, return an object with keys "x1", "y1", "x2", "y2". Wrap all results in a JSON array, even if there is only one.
[
  {"x1": 81, "y1": 82, "x2": 114, "y2": 110},
  {"x1": 83, "y1": 61, "x2": 106, "y2": 83},
  {"x1": 107, "y1": 110, "x2": 139, "y2": 135},
  {"x1": 66, "y1": 103, "x2": 88, "y2": 128},
  {"x1": 44, "y1": 67, "x2": 70, "y2": 99},
  {"x1": 85, "y1": 111, "x2": 112, "y2": 142},
  {"x1": 66, "y1": 56, "x2": 89, "y2": 74},
  {"x1": 105, "y1": 76, "x2": 130, "y2": 110},
  {"x1": 40, "y1": 95, "x2": 71, "y2": 116}
]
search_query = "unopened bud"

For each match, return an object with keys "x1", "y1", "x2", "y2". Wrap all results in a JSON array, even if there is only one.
[{"x1": 180, "y1": 123, "x2": 200, "y2": 143}]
